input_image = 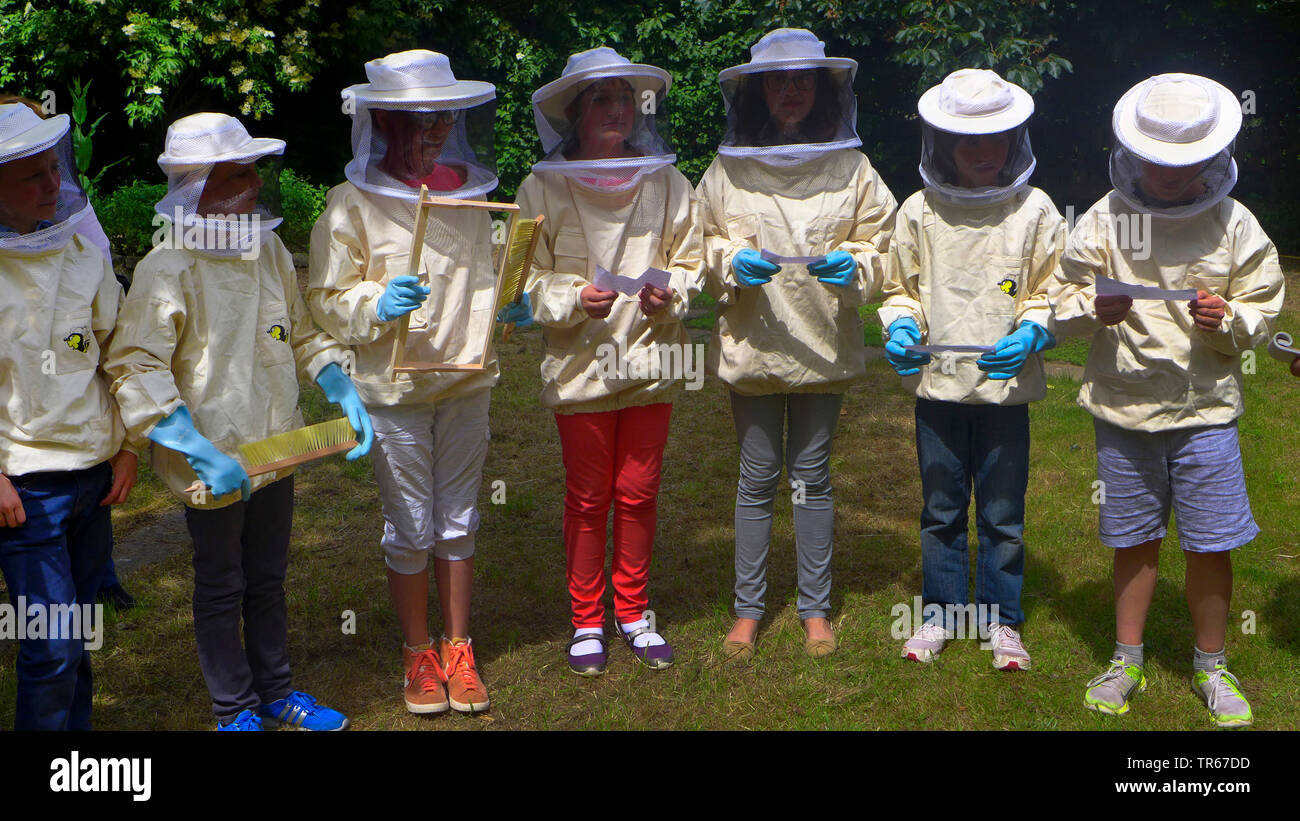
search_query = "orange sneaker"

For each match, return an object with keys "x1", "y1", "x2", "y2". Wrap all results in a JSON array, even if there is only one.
[
  {"x1": 402, "y1": 643, "x2": 450, "y2": 714},
  {"x1": 440, "y1": 637, "x2": 490, "y2": 714}
]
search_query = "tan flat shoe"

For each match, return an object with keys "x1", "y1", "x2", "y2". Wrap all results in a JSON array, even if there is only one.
[
  {"x1": 804, "y1": 632, "x2": 837, "y2": 659},
  {"x1": 722, "y1": 638, "x2": 755, "y2": 663}
]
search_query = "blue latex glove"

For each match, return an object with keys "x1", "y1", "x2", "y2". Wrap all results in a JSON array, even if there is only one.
[
  {"x1": 495, "y1": 293, "x2": 533, "y2": 328},
  {"x1": 147, "y1": 406, "x2": 250, "y2": 500},
  {"x1": 884, "y1": 318, "x2": 931, "y2": 376},
  {"x1": 977, "y1": 321, "x2": 1056, "y2": 380},
  {"x1": 808, "y1": 250, "x2": 857, "y2": 287},
  {"x1": 375, "y1": 275, "x2": 430, "y2": 322},
  {"x1": 315, "y1": 362, "x2": 373, "y2": 460},
  {"x1": 732, "y1": 248, "x2": 780, "y2": 287}
]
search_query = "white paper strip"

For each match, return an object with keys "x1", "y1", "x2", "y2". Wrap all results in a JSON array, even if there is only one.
[
  {"x1": 1268, "y1": 331, "x2": 1300, "y2": 364},
  {"x1": 905, "y1": 345, "x2": 995, "y2": 354},
  {"x1": 761, "y1": 249, "x2": 826, "y2": 266},
  {"x1": 593, "y1": 265, "x2": 673, "y2": 296},
  {"x1": 1096, "y1": 274, "x2": 1196, "y2": 301}
]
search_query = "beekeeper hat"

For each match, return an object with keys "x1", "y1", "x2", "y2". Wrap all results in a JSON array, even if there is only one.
[
  {"x1": 157, "y1": 112, "x2": 285, "y2": 172},
  {"x1": 1112, "y1": 73, "x2": 1240, "y2": 166},
  {"x1": 0, "y1": 104, "x2": 70, "y2": 162},
  {"x1": 343, "y1": 49, "x2": 495, "y2": 110},
  {"x1": 717, "y1": 28, "x2": 856, "y2": 83},
  {"x1": 918, "y1": 68, "x2": 1034, "y2": 135}
]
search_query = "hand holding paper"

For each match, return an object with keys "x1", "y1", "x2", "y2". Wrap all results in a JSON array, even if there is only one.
[
  {"x1": 580, "y1": 284, "x2": 617, "y2": 319},
  {"x1": 1189, "y1": 289, "x2": 1226, "y2": 332},
  {"x1": 977, "y1": 321, "x2": 1055, "y2": 380},
  {"x1": 733, "y1": 248, "x2": 779, "y2": 286},
  {"x1": 884, "y1": 318, "x2": 930, "y2": 376},
  {"x1": 808, "y1": 250, "x2": 856, "y2": 287},
  {"x1": 1095, "y1": 294, "x2": 1133, "y2": 326},
  {"x1": 639, "y1": 283, "x2": 675, "y2": 317}
]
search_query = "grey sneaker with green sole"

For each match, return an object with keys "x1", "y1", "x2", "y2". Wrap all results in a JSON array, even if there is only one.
[
  {"x1": 1084, "y1": 656, "x2": 1147, "y2": 716},
  {"x1": 1193, "y1": 664, "x2": 1253, "y2": 728}
]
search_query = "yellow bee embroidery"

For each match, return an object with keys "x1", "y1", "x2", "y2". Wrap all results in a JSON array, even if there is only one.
[
  {"x1": 267, "y1": 324, "x2": 288, "y2": 342},
  {"x1": 63, "y1": 332, "x2": 90, "y2": 353},
  {"x1": 998, "y1": 278, "x2": 1018, "y2": 298}
]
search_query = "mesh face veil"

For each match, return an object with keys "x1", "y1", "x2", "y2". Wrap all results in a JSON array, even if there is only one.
[
  {"x1": 154, "y1": 113, "x2": 286, "y2": 257},
  {"x1": 919, "y1": 123, "x2": 1037, "y2": 207},
  {"x1": 530, "y1": 47, "x2": 675, "y2": 191},
  {"x1": 715, "y1": 29, "x2": 861, "y2": 166},
  {"x1": 718, "y1": 67, "x2": 860, "y2": 164},
  {"x1": 345, "y1": 99, "x2": 498, "y2": 202},
  {"x1": 1109, "y1": 74, "x2": 1241, "y2": 219},
  {"x1": 342, "y1": 50, "x2": 498, "y2": 206},
  {"x1": 0, "y1": 105, "x2": 91, "y2": 253}
]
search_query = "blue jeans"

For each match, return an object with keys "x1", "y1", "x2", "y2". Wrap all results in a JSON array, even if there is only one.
[
  {"x1": 914, "y1": 398, "x2": 1028, "y2": 627},
  {"x1": 0, "y1": 463, "x2": 113, "y2": 730}
]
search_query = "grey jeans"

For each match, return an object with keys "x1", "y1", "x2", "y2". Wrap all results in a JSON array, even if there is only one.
[
  {"x1": 184, "y1": 475, "x2": 295, "y2": 724},
  {"x1": 730, "y1": 391, "x2": 843, "y2": 620}
]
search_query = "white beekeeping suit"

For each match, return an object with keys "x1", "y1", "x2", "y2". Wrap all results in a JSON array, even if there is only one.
[
  {"x1": 697, "y1": 28, "x2": 895, "y2": 395},
  {"x1": 105, "y1": 113, "x2": 346, "y2": 508},
  {"x1": 519, "y1": 46, "x2": 705, "y2": 413},
  {"x1": 309, "y1": 49, "x2": 500, "y2": 406},
  {"x1": 878, "y1": 68, "x2": 1064, "y2": 405},
  {"x1": 1050, "y1": 73, "x2": 1283, "y2": 431},
  {"x1": 0, "y1": 102, "x2": 127, "y2": 474}
]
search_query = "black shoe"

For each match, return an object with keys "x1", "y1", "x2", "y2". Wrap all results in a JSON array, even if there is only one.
[{"x1": 97, "y1": 583, "x2": 136, "y2": 611}]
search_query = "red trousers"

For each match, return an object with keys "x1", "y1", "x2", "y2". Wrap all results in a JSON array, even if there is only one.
[{"x1": 554, "y1": 403, "x2": 673, "y2": 628}]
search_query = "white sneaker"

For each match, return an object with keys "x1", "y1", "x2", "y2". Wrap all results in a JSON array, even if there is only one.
[
  {"x1": 986, "y1": 623, "x2": 1031, "y2": 671},
  {"x1": 902, "y1": 622, "x2": 951, "y2": 663}
]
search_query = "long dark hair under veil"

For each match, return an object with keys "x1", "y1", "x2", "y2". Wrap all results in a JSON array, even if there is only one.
[
  {"x1": 732, "y1": 69, "x2": 842, "y2": 147},
  {"x1": 927, "y1": 125, "x2": 1031, "y2": 189}
]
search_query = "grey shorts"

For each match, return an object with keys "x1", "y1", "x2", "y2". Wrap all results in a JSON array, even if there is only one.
[{"x1": 1094, "y1": 418, "x2": 1259, "y2": 552}]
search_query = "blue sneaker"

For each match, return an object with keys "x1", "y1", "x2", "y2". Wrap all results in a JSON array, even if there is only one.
[
  {"x1": 217, "y1": 709, "x2": 263, "y2": 731},
  {"x1": 259, "y1": 691, "x2": 350, "y2": 731}
]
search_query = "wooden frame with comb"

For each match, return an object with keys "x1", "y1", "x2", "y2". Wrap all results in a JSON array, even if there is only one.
[{"x1": 389, "y1": 185, "x2": 544, "y2": 376}]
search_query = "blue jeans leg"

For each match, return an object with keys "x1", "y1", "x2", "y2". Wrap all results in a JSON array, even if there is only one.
[
  {"x1": 0, "y1": 463, "x2": 113, "y2": 731},
  {"x1": 99, "y1": 557, "x2": 120, "y2": 591},
  {"x1": 972, "y1": 404, "x2": 1028, "y2": 626},
  {"x1": 915, "y1": 399, "x2": 973, "y2": 631}
]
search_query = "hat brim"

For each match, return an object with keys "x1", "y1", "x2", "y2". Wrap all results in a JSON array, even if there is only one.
[
  {"x1": 532, "y1": 65, "x2": 670, "y2": 111},
  {"x1": 1, "y1": 113, "x2": 71, "y2": 162},
  {"x1": 917, "y1": 84, "x2": 1034, "y2": 135},
  {"x1": 1112, "y1": 78, "x2": 1241, "y2": 167},
  {"x1": 158, "y1": 136, "x2": 286, "y2": 171},
  {"x1": 717, "y1": 56, "x2": 857, "y2": 85},
  {"x1": 344, "y1": 80, "x2": 496, "y2": 110}
]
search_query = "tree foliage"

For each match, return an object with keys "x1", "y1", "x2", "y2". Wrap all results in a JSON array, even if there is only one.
[{"x1": 2, "y1": 0, "x2": 1296, "y2": 248}]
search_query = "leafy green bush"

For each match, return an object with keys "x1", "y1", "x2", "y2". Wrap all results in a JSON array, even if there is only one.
[
  {"x1": 278, "y1": 168, "x2": 330, "y2": 253},
  {"x1": 94, "y1": 181, "x2": 167, "y2": 258}
]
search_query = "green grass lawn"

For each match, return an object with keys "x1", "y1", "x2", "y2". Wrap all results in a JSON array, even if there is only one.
[{"x1": 4, "y1": 269, "x2": 1298, "y2": 731}]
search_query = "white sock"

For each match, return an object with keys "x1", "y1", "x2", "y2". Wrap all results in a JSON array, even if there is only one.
[
  {"x1": 619, "y1": 618, "x2": 664, "y2": 648},
  {"x1": 570, "y1": 627, "x2": 604, "y2": 656}
]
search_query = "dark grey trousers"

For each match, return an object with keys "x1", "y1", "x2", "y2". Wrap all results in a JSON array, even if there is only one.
[
  {"x1": 184, "y1": 475, "x2": 294, "y2": 724},
  {"x1": 730, "y1": 392, "x2": 843, "y2": 620}
]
